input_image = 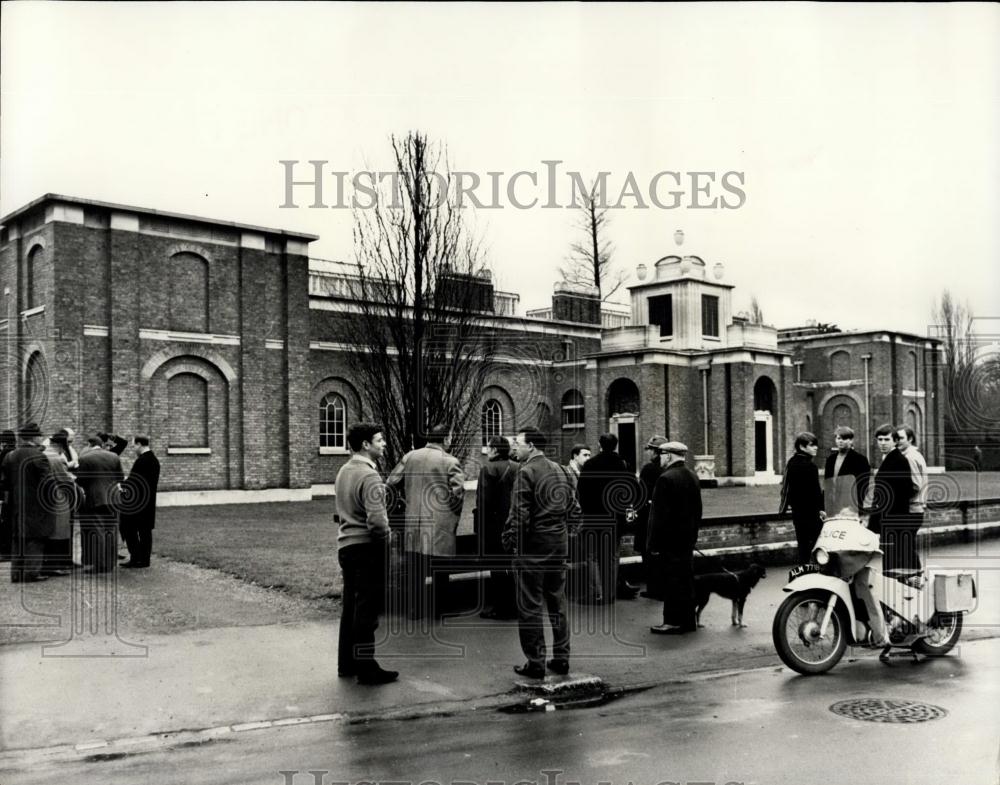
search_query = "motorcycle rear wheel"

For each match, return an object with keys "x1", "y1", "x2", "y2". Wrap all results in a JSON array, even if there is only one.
[
  {"x1": 912, "y1": 612, "x2": 963, "y2": 656},
  {"x1": 773, "y1": 590, "x2": 848, "y2": 675}
]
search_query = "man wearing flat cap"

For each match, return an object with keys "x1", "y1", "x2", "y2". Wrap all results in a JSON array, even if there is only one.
[
  {"x1": 0, "y1": 423, "x2": 53, "y2": 582},
  {"x1": 387, "y1": 423, "x2": 465, "y2": 619},
  {"x1": 647, "y1": 441, "x2": 702, "y2": 634}
]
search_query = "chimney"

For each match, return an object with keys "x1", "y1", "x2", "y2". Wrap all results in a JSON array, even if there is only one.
[
  {"x1": 435, "y1": 268, "x2": 494, "y2": 313},
  {"x1": 551, "y1": 282, "x2": 601, "y2": 325}
]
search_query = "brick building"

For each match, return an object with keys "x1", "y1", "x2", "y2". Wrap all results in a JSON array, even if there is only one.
[{"x1": 0, "y1": 195, "x2": 945, "y2": 493}]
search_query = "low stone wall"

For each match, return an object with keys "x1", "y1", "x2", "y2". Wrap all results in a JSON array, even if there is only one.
[{"x1": 450, "y1": 498, "x2": 1000, "y2": 572}]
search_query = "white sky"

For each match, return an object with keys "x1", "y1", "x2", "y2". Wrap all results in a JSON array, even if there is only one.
[{"x1": 2, "y1": 2, "x2": 998, "y2": 335}]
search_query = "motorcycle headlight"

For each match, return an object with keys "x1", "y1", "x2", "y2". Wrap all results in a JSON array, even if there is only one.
[{"x1": 813, "y1": 547, "x2": 830, "y2": 566}]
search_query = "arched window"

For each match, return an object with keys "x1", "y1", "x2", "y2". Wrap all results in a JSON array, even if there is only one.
[
  {"x1": 319, "y1": 393, "x2": 347, "y2": 450},
  {"x1": 561, "y1": 389, "x2": 585, "y2": 429},
  {"x1": 24, "y1": 351, "x2": 46, "y2": 423},
  {"x1": 753, "y1": 377, "x2": 776, "y2": 413},
  {"x1": 482, "y1": 399, "x2": 503, "y2": 446},
  {"x1": 26, "y1": 246, "x2": 43, "y2": 310},
  {"x1": 169, "y1": 252, "x2": 209, "y2": 332},
  {"x1": 833, "y1": 403, "x2": 853, "y2": 430},
  {"x1": 830, "y1": 350, "x2": 851, "y2": 380},
  {"x1": 168, "y1": 373, "x2": 209, "y2": 447}
]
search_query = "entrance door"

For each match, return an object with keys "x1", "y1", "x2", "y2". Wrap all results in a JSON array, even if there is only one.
[
  {"x1": 618, "y1": 422, "x2": 637, "y2": 473},
  {"x1": 753, "y1": 410, "x2": 773, "y2": 474},
  {"x1": 754, "y1": 421, "x2": 768, "y2": 471},
  {"x1": 610, "y1": 413, "x2": 638, "y2": 473}
]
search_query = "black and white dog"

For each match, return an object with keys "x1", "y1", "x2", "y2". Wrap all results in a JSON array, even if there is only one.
[{"x1": 693, "y1": 564, "x2": 767, "y2": 628}]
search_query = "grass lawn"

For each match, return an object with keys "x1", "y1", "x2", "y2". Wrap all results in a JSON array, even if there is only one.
[{"x1": 156, "y1": 471, "x2": 1000, "y2": 602}]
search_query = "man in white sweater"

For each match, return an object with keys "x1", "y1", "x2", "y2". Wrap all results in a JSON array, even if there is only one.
[{"x1": 335, "y1": 423, "x2": 397, "y2": 685}]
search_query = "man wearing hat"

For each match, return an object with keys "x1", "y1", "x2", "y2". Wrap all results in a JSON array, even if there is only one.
[
  {"x1": 636, "y1": 435, "x2": 668, "y2": 600},
  {"x1": 0, "y1": 423, "x2": 54, "y2": 582},
  {"x1": 386, "y1": 423, "x2": 465, "y2": 619},
  {"x1": 647, "y1": 440, "x2": 702, "y2": 635}
]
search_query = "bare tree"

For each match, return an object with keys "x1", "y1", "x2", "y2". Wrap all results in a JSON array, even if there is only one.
[
  {"x1": 331, "y1": 131, "x2": 496, "y2": 468},
  {"x1": 749, "y1": 296, "x2": 765, "y2": 325},
  {"x1": 932, "y1": 289, "x2": 976, "y2": 375},
  {"x1": 559, "y1": 181, "x2": 626, "y2": 302}
]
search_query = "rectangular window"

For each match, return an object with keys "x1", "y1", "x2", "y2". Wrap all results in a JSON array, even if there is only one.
[
  {"x1": 702, "y1": 294, "x2": 719, "y2": 337},
  {"x1": 648, "y1": 294, "x2": 673, "y2": 338}
]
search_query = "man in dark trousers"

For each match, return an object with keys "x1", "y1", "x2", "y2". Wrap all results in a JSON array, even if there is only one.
[
  {"x1": 1, "y1": 423, "x2": 53, "y2": 582},
  {"x1": 475, "y1": 435, "x2": 518, "y2": 619},
  {"x1": 578, "y1": 432, "x2": 639, "y2": 603},
  {"x1": 335, "y1": 422, "x2": 397, "y2": 685},
  {"x1": 76, "y1": 436, "x2": 124, "y2": 573},
  {"x1": 779, "y1": 431, "x2": 825, "y2": 563},
  {"x1": 647, "y1": 441, "x2": 702, "y2": 635},
  {"x1": 502, "y1": 428, "x2": 581, "y2": 679},
  {"x1": 637, "y1": 435, "x2": 667, "y2": 599},
  {"x1": 823, "y1": 426, "x2": 870, "y2": 518},
  {"x1": 119, "y1": 435, "x2": 161, "y2": 568}
]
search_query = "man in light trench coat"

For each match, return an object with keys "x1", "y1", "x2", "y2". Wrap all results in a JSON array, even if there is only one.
[{"x1": 387, "y1": 424, "x2": 465, "y2": 619}]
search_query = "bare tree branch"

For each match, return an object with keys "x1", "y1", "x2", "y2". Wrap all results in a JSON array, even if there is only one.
[
  {"x1": 330, "y1": 131, "x2": 495, "y2": 468},
  {"x1": 559, "y1": 181, "x2": 626, "y2": 302}
]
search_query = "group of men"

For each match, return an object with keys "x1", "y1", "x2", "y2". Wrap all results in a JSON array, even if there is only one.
[
  {"x1": 334, "y1": 422, "x2": 705, "y2": 686},
  {"x1": 0, "y1": 423, "x2": 161, "y2": 582},
  {"x1": 780, "y1": 423, "x2": 929, "y2": 575}
]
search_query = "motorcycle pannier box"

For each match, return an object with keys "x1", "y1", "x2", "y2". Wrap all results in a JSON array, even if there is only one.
[{"x1": 934, "y1": 573, "x2": 976, "y2": 613}]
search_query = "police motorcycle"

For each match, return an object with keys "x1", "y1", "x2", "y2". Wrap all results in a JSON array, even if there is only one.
[{"x1": 772, "y1": 514, "x2": 976, "y2": 675}]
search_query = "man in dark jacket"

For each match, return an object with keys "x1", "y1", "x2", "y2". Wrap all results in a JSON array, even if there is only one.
[
  {"x1": 119, "y1": 435, "x2": 161, "y2": 568},
  {"x1": 647, "y1": 441, "x2": 702, "y2": 635},
  {"x1": 1, "y1": 423, "x2": 53, "y2": 582},
  {"x1": 865, "y1": 423, "x2": 917, "y2": 573},
  {"x1": 475, "y1": 436, "x2": 517, "y2": 619},
  {"x1": 779, "y1": 431, "x2": 825, "y2": 563},
  {"x1": 76, "y1": 437, "x2": 124, "y2": 572},
  {"x1": 637, "y1": 435, "x2": 668, "y2": 598},
  {"x1": 578, "y1": 433, "x2": 640, "y2": 602},
  {"x1": 502, "y1": 429, "x2": 581, "y2": 679},
  {"x1": 823, "y1": 426, "x2": 870, "y2": 517}
]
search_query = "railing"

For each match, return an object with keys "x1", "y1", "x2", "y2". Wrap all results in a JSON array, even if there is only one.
[
  {"x1": 600, "y1": 325, "x2": 661, "y2": 351},
  {"x1": 727, "y1": 321, "x2": 779, "y2": 349},
  {"x1": 602, "y1": 309, "x2": 631, "y2": 328},
  {"x1": 493, "y1": 290, "x2": 520, "y2": 316},
  {"x1": 310, "y1": 269, "x2": 519, "y2": 316}
]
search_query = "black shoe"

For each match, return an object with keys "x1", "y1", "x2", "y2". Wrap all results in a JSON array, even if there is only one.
[
  {"x1": 547, "y1": 659, "x2": 570, "y2": 675},
  {"x1": 513, "y1": 662, "x2": 545, "y2": 679},
  {"x1": 617, "y1": 588, "x2": 638, "y2": 600},
  {"x1": 356, "y1": 667, "x2": 399, "y2": 685},
  {"x1": 337, "y1": 669, "x2": 356, "y2": 678},
  {"x1": 12, "y1": 574, "x2": 48, "y2": 583}
]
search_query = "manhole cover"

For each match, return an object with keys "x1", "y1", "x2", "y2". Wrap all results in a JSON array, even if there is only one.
[{"x1": 830, "y1": 698, "x2": 947, "y2": 723}]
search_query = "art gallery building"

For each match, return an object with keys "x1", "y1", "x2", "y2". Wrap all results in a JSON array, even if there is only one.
[{"x1": 0, "y1": 195, "x2": 945, "y2": 495}]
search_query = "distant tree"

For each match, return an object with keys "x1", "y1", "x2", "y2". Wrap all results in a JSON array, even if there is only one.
[
  {"x1": 931, "y1": 289, "x2": 1000, "y2": 465},
  {"x1": 559, "y1": 180, "x2": 626, "y2": 302},
  {"x1": 331, "y1": 131, "x2": 497, "y2": 468},
  {"x1": 749, "y1": 296, "x2": 765, "y2": 325}
]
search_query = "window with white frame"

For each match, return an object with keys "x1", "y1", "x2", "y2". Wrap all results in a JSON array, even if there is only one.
[
  {"x1": 482, "y1": 399, "x2": 503, "y2": 446},
  {"x1": 561, "y1": 389, "x2": 585, "y2": 429},
  {"x1": 320, "y1": 393, "x2": 347, "y2": 451}
]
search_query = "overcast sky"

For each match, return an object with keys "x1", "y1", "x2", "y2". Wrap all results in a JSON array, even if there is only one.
[{"x1": 2, "y1": 3, "x2": 998, "y2": 335}]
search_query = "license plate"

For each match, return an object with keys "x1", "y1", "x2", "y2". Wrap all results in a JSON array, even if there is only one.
[{"x1": 788, "y1": 564, "x2": 822, "y2": 581}]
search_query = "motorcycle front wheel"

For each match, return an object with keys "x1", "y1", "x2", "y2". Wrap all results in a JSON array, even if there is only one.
[
  {"x1": 773, "y1": 590, "x2": 848, "y2": 675},
  {"x1": 912, "y1": 612, "x2": 963, "y2": 656}
]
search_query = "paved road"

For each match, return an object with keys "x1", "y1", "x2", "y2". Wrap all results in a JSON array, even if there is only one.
[
  {"x1": 2, "y1": 541, "x2": 998, "y2": 755},
  {"x1": 4, "y1": 637, "x2": 997, "y2": 785}
]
